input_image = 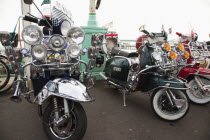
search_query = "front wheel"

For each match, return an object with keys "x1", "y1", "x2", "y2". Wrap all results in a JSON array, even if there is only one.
[
  {"x1": 43, "y1": 100, "x2": 87, "y2": 140},
  {"x1": 0, "y1": 59, "x2": 10, "y2": 91},
  {"x1": 151, "y1": 89, "x2": 189, "y2": 121}
]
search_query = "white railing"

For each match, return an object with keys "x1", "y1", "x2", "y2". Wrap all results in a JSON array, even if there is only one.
[{"x1": 119, "y1": 40, "x2": 137, "y2": 50}]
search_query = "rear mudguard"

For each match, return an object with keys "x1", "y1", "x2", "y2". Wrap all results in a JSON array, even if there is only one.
[
  {"x1": 138, "y1": 75, "x2": 188, "y2": 92},
  {"x1": 178, "y1": 67, "x2": 210, "y2": 81},
  {"x1": 36, "y1": 78, "x2": 94, "y2": 105}
]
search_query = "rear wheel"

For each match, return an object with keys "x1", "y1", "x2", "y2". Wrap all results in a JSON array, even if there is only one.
[
  {"x1": 0, "y1": 56, "x2": 17, "y2": 93},
  {"x1": 151, "y1": 88, "x2": 189, "y2": 121},
  {"x1": 0, "y1": 59, "x2": 10, "y2": 91},
  {"x1": 43, "y1": 100, "x2": 87, "y2": 140},
  {"x1": 186, "y1": 77, "x2": 210, "y2": 104}
]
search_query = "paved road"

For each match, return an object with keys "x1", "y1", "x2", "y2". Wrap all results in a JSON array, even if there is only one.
[{"x1": 0, "y1": 81, "x2": 210, "y2": 140}]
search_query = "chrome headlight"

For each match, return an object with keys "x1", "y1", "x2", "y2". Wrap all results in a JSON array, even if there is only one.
[
  {"x1": 46, "y1": 81, "x2": 57, "y2": 92},
  {"x1": 67, "y1": 27, "x2": 85, "y2": 44},
  {"x1": 22, "y1": 25, "x2": 43, "y2": 45},
  {"x1": 152, "y1": 52, "x2": 162, "y2": 62},
  {"x1": 49, "y1": 35, "x2": 66, "y2": 52},
  {"x1": 31, "y1": 44, "x2": 47, "y2": 60},
  {"x1": 61, "y1": 20, "x2": 71, "y2": 36},
  {"x1": 66, "y1": 44, "x2": 81, "y2": 58}
]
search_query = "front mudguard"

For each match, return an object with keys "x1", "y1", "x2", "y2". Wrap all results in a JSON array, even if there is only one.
[
  {"x1": 139, "y1": 75, "x2": 189, "y2": 92},
  {"x1": 36, "y1": 78, "x2": 94, "y2": 105}
]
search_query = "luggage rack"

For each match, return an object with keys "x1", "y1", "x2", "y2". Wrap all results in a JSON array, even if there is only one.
[{"x1": 187, "y1": 42, "x2": 210, "y2": 59}]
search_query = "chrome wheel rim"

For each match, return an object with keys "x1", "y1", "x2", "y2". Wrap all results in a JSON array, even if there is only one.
[
  {"x1": 49, "y1": 108, "x2": 77, "y2": 139},
  {"x1": 158, "y1": 90, "x2": 187, "y2": 115}
]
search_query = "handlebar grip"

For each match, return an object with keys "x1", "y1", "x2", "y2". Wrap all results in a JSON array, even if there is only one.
[
  {"x1": 176, "y1": 32, "x2": 182, "y2": 36},
  {"x1": 23, "y1": 16, "x2": 38, "y2": 23}
]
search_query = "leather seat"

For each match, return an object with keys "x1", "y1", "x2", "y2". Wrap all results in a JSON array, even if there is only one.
[
  {"x1": 152, "y1": 32, "x2": 165, "y2": 37},
  {"x1": 111, "y1": 47, "x2": 138, "y2": 58}
]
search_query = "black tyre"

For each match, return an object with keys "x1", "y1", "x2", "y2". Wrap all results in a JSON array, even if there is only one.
[
  {"x1": 151, "y1": 88, "x2": 190, "y2": 121},
  {"x1": 0, "y1": 55, "x2": 17, "y2": 93},
  {"x1": 0, "y1": 59, "x2": 10, "y2": 91},
  {"x1": 43, "y1": 100, "x2": 87, "y2": 140}
]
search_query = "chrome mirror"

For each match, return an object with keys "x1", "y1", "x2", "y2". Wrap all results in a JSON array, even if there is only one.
[{"x1": 24, "y1": 0, "x2": 33, "y2": 5}]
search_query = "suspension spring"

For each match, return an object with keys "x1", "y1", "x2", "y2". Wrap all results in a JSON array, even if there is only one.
[{"x1": 53, "y1": 97, "x2": 59, "y2": 120}]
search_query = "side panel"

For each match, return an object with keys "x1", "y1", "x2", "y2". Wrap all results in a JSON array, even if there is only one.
[
  {"x1": 178, "y1": 67, "x2": 210, "y2": 79},
  {"x1": 104, "y1": 57, "x2": 130, "y2": 82},
  {"x1": 138, "y1": 75, "x2": 187, "y2": 92}
]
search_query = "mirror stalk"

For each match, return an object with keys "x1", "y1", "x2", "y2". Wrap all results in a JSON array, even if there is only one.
[{"x1": 32, "y1": 1, "x2": 53, "y2": 30}]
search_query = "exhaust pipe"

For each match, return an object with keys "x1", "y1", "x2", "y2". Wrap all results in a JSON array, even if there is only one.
[
  {"x1": 99, "y1": 73, "x2": 108, "y2": 80},
  {"x1": 100, "y1": 73, "x2": 123, "y2": 89},
  {"x1": 10, "y1": 81, "x2": 22, "y2": 103}
]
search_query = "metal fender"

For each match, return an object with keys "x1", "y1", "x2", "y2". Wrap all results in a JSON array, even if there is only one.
[{"x1": 37, "y1": 78, "x2": 94, "y2": 105}]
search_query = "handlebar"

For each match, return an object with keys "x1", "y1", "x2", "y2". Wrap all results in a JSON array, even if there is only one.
[
  {"x1": 23, "y1": 15, "x2": 52, "y2": 28},
  {"x1": 141, "y1": 29, "x2": 154, "y2": 38},
  {"x1": 23, "y1": 15, "x2": 38, "y2": 23}
]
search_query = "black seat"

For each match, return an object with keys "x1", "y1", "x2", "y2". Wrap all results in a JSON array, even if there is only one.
[
  {"x1": 152, "y1": 31, "x2": 168, "y2": 40},
  {"x1": 152, "y1": 32, "x2": 165, "y2": 37},
  {"x1": 111, "y1": 47, "x2": 138, "y2": 58}
]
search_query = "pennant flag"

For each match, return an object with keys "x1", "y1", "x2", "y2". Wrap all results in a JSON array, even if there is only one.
[{"x1": 41, "y1": 0, "x2": 51, "y2": 6}]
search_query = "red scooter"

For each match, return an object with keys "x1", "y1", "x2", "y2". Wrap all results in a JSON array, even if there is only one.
[{"x1": 175, "y1": 31, "x2": 210, "y2": 104}]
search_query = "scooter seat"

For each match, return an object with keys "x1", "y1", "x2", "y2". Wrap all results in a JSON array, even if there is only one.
[
  {"x1": 111, "y1": 47, "x2": 138, "y2": 58},
  {"x1": 152, "y1": 32, "x2": 165, "y2": 38}
]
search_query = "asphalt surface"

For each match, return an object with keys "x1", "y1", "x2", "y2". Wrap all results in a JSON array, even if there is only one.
[{"x1": 0, "y1": 80, "x2": 210, "y2": 140}]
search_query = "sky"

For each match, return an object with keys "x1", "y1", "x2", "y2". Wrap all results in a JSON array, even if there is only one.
[{"x1": 0, "y1": 0, "x2": 210, "y2": 41}]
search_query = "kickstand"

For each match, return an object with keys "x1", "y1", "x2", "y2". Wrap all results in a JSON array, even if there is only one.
[{"x1": 123, "y1": 90, "x2": 126, "y2": 107}]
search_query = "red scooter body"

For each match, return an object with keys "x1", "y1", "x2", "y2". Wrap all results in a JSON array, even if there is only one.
[
  {"x1": 178, "y1": 67, "x2": 210, "y2": 79},
  {"x1": 175, "y1": 32, "x2": 210, "y2": 80}
]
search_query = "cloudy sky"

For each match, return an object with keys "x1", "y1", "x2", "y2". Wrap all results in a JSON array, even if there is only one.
[{"x1": 0, "y1": 0, "x2": 210, "y2": 41}]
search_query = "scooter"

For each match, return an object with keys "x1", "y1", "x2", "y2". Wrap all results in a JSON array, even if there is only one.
[
  {"x1": 174, "y1": 31, "x2": 210, "y2": 104},
  {"x1": 94, "y1": 29, "x2": 190, "y2": 121},
  {"x1": 0, "y1": 0, "x2": 100, "y2": 140}
]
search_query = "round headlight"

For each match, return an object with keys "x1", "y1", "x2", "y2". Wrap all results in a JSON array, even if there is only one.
[
  {"x1": 169, "y1": 51, "x2": 177, "y2": 59},
  {"x1": 66, "y1": 44, "x2": 81, "y2": 58},
  {"x1": 22, "y1": 25, "x2": 43, "y2": 45},
  {"x1": 49, "y1": 35, "x2": 66, "y2": 52},
  {"x1": 163, "y1": 43, "x2": 171, "y2": 51},
  {"x1": 61, "y1": 20, "x2": 71, "y2": 36},
  {"x1": 67, "y1": 27, "x2": 85, "y2": 44},
  {"x1": 31, "y1": 44, "x2": 47, "y2": 60}
]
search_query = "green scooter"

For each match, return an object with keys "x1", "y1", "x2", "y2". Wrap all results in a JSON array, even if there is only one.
[{"x1": 93, "y1": 29, "x2": 190, "y2": 121}]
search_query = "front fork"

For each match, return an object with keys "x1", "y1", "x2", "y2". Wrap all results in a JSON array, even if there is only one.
[
  {"x1": 165, "y1": 89, "x2": 186, "y2": 109},
  {"x1": 53, "y1": 97, "x2": 71, "y2": 127},
  {"x1": 194, "y1": 76, "x2": 210, "y2": 95}
]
